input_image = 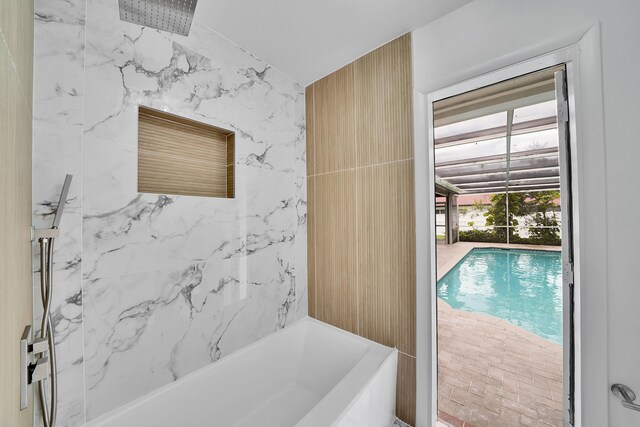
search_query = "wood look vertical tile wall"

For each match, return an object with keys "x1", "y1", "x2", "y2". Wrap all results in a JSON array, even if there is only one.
[
  {"x1": 397, "y1": 353, "x2": 417, "y2": 424},
  {"x1": 0, "y1": 1, "x2": 34, "y2": 425},
  {"x1": 357, "y1": 160, "x2": 416, "y2": 356},
  {"x1": 307, "y1": 175, "x2": 316, "y2": 318},
  {"x1": 306, "y1": 34, "x2": 416, "y2": 425},
  {"x1": 354, "y1": 33, "x2": 413, "y2": 167},
  {"x1": 313, "y1": 64, "x2": 356, "y2": 174},
  {"x1": 1, "y1": 0, "x2": 34, "y2": 109},
  {"x1": 314, "y1": 171, "x2": 358, "y2": 334},
  {"x1": 305, "y1": 86, "x2": 315, "y2": 177},
  {"x1": 226, "y1": 133, "x2": 235, "y2": 198}
]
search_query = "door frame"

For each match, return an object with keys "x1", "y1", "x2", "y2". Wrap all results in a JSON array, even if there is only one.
[{"x1": 413, "y1": 24, "x2": 608, "y2": 427}]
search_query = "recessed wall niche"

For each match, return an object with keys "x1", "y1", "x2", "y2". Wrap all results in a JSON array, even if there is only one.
[{"x1": 137, "y1": 106, "x2": 235, "y2": 198}]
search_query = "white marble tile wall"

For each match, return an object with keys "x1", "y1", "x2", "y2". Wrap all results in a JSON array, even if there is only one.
[
  {"x1": 33, "y1": 0, "x2": 307, "y2": 424},
  {"x1": 33, "y1": 0, "x2": 87, "y2": 425}
]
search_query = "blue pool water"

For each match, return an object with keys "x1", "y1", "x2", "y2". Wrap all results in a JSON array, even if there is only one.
[{"x1": 438, "y1": 248, "x2": 563, "y2": 343}]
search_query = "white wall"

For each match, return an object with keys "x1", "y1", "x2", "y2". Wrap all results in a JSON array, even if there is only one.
[{"x1": 412, "y1": 1, "x2": 640, "y2": 425}]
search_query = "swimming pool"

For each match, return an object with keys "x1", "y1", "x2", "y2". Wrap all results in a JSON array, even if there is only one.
[{"x1": 437, "y1": 248, "x2": 563, "y2": 344}]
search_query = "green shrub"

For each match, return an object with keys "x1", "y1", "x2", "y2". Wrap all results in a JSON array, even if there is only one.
[
  {"x1": 459, "y1": 190, "x2": 562, "y2": 247},
  {"x1": 459, "y1": 229, "x2": 561, "y2": 246},
  {"x1": 459, "y1": 229, "x2": 506, "y2": 243}
]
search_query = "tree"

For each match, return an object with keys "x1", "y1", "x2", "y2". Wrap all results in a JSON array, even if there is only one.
[
  {"x1": 524, "y1": 190, "x2": 561, "y2": 244},
  {"x1": 471, "y1": 199, "x2": 485, "y2": 217},
  {"x1": 484, "y1": 192, "x2": 527, "y2": 242}
]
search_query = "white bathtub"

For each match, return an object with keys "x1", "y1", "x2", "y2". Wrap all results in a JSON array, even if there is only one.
[{"x1": 84, "y1": 317, "x2": 398, "y2": 427}]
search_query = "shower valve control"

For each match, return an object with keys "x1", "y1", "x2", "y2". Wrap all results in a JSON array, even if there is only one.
[
  {"x1": 20, "y1": 325, "x2": 50, "y2": 410},
  {"x1": 29, "y1": 356, "x2": 50, "y2": 383}
]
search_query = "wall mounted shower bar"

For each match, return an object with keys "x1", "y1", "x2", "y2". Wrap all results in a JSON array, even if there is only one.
[{"x1": 22, "y1": 174, "x2": 73, "y2": 427}]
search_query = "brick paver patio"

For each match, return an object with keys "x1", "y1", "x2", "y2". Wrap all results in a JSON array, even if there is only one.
[{"x1": 437, "y1": 243, "x2": 564, "y2": 427}]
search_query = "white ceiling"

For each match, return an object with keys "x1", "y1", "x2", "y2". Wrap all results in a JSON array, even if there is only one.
[{"x1": 194, "y1": 0, "x2": 474, "y2": 86}]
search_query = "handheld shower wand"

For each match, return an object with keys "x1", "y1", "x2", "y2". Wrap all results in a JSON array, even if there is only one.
[
  {"x1": 52, "y1": 175, "x2": 72, "y2": 229},
  {"x1": 36, "y1": 174, "x2": 72, "y2": 427}
]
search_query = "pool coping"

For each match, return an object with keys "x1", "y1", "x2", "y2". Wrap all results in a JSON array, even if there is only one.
[
  {"x1": 436, "y1": 242, "x2": 561, "y2": 281},
  {"x1": 437, "y1": 246, "x2": 561, "y2": 285}
]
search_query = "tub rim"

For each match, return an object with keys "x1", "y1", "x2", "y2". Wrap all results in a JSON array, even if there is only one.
[{"x1": 84, "y1": 317, "x2": 396, "y2": 427}]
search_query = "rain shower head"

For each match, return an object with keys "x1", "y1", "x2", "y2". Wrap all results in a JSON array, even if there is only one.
[{"x1": 118, "y1": 0, "x2": 199, "y2": 36}]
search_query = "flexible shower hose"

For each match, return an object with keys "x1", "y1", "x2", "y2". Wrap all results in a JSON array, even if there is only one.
[{"x1": 38, "y1": 237, "x2": 58, "y2": 427}]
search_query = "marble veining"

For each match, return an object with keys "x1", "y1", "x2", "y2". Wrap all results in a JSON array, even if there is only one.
[
  {"x1": 33, "y1": 0, "x2": 87, "y2": 424},
  {"x1": 33, "y1": 0, "x2": 306, "y2": 423},
  {"x1": 84, "y1": 244, "x2": 300, "y2": 418}
]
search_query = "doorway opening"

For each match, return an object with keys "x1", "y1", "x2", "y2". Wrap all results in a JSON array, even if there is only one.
[{"x1": 431, "y1": 65, "x2": 575, "y2": 427}]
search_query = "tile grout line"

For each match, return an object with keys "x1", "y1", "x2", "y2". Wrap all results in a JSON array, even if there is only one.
[
  {"x1": 353, "y1": 66, "x2": 359, "y2": 336},
  {"x1": 312, "y1": 84, "x2": 318, "y2": 320},
  {"x1": 398, "y1": 350, "x2": 416, "y2": 359},
  {"x1": 312, "y1": 157, "x2": 415, "y2": 177},
  {"x1": 78, "y1": 0, "x2": 88, "y2": 422}
]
